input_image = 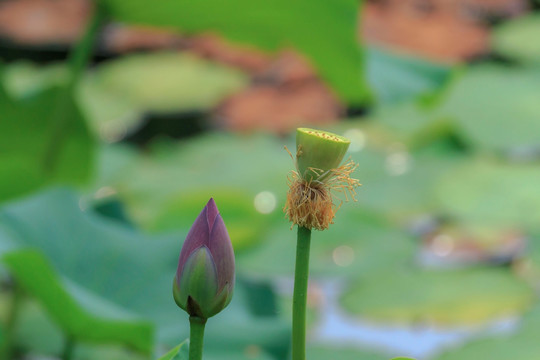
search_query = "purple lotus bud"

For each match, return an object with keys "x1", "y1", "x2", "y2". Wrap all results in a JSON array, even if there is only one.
[{"x1": 173, "y1": 198, "x2": 235, "y2": 319}]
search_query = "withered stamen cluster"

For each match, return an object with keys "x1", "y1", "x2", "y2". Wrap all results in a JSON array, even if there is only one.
[{"x1": 284, "y1": 147, "x2": 360, "y2": 231}]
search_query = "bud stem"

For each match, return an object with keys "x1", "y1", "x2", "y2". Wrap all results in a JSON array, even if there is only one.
[
  {"x1": 292, "y1": 226, "x2": 312, "y2": 360},
  {"x1": 62, "y1": 335, "x2": 76, "y2": 360},
  {"x1": 188, "y1": 316, "x2": 207, "y2": 360},
  {"x1": 1, "y1": 282, "x2": 22, "y2": 359}
]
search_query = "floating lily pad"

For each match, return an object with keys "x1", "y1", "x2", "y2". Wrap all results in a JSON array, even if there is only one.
[
  {"x1": 89, "y1": 52, "x2": 247, "y2": 113},
  {"x1": 367, "y1": 47, "x2": 452, "y2": 104},
  {"x1": 82, "y1": 52, "x2": 247, "y2": 140},
  {"x1": 341, "y1": 268, "x2": 534, "y2": 325},
  {"x1": 236, "y1": 209, "x2": 416, "y2": 279},
  {"x1": 346, "y1": 146, "x2": 463, "y2": 220},
  {"x1": 434, "y1": 159, "x2": 540, "y2": 229},
  {"x1": 366, "y1": 104, "x2": 456, "y2": 150},
  {"x1": 493, "y1": 14, "x2": 540, "y2": 65},
  {"x1": 435, "y1": 65, "x2": 540, "y2": 151},
  {"x1": 436, "y1": 304, "x2": 540, "y2": 360}
]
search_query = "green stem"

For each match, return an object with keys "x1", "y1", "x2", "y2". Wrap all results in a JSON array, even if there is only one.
[
  {"x1": 2, "y1": 284, "x2": 22, "y2": 359},
  {"x1": 66, "y1": 2, "x2": 106, "y2": 92},
  {"x1": 188, "y1": 316, "x2": 207, "y2": 360},
  {"x1": 292, "y1": 225, "x2": 312, "y2": 360},
  {"x1": 42, "y1": 1, "x2": 106, "y2": 173},
  {"x1": 62, "y1": 335, "x2": 76, "y2": 360}
]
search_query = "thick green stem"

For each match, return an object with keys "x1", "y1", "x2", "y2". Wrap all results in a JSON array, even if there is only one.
[
  {"x1": 42, "y1": 1, "x2": 106, "y2": 173},
  {"x1": 189, "y1": 316, "x2": 207, "y2": 360},
  {"x1": 292, "y1": 225, "x2": 312, "y2": 360},
  {"x1": 2, "y1": 284, "x2": 22, "y2": 359},
  {"x1": 61, "y1": 335, "x2": 76, "y2": 360}
]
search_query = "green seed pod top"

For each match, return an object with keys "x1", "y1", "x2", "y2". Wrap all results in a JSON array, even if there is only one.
[{"x1": 296, "y1": 128, "x2": 350, "y2": 183}]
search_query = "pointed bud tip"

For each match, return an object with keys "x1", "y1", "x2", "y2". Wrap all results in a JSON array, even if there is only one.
[{"x1": 205, "y1": 197, "x2": 220, "y2": 230}]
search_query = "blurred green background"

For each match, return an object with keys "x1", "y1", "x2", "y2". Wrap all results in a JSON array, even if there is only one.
[{"x1": 1, "y1": 0, "x2": 540, "y2": 359}]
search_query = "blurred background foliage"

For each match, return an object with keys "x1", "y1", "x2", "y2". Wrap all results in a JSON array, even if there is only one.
[{"x1": 1, "y1": 0, "x2": 540, "y2": 359}]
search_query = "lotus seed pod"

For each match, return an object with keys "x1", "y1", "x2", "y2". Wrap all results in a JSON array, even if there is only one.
[{"x1": 296, "y1": 128, "x2": 350, "y2": 183}]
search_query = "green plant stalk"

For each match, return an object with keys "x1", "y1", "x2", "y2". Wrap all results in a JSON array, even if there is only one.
[
  {"x1": 66, "y1": 2, "x2": 106, "y2": 92},
  {"x1": 189, "y1": 316, "x2": 207, "y2": 360},
  {"x1": 292, "y1": 225, "x2": 312, "y2": 360},
  {"x1": 1, "y1": 284, "x2": 22, "y2": 359},
  {"x1": 62, "y1": 335, "x2": 76, "y2": 360},
  {"x1": 42, "y1": 1, "x2": 106, "y2": 173}
]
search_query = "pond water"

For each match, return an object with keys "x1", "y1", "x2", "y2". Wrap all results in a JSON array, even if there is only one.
[{"x1": 277, "y1": 279, "x2": 520, "y2": 359}]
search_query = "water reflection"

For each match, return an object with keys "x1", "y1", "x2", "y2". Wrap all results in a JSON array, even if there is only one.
[{"x1": 312, "y1": 281, "x2": 519, "y2": 359}]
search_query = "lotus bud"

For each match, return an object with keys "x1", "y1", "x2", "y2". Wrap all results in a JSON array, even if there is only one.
[{"x1": 173, "y1": 198, "x2": 235, "y2": 319}]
